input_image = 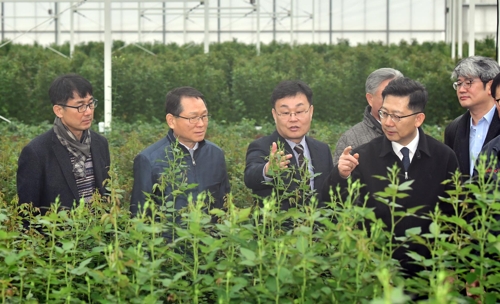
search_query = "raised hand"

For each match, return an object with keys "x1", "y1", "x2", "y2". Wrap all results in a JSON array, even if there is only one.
[
  {"x1": 264, "y1": 142, "x2": 293, "y2": 177},
  {"x1": 338, "y1": 146, "x2": 360, "y2": 178}
]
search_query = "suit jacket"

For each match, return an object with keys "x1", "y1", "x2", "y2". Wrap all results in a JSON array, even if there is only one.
[
  {"x1": 244, "y1": 130, "x2": 334, "y2": 209},
  {"x1": 325, "y1": 128, "x2": 459, "y2": 277},
  {"x1": 17, "y1": 128, "x2": 111, "y2": 213},
  {"x1": 444, "y1": 108, "x2": 500, "y2": 177}
]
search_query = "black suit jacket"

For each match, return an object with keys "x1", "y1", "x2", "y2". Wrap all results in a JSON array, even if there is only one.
[
  {"x1": 17, "y1": 128, "x2": 111, "y2": 213},
  {"x1": 244, "y1": 131, "x2": 334, "y2": 209},
  {"x1": 444, "y1": 108, "x2": 500, "y2": 177}
]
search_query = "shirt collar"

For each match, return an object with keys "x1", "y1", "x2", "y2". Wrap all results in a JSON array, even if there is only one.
[
  {"x1": 179, "y1": 141, "x2": 199, "y2": 151},
  {"x1": 470, "y1": 105, "x2": 496, "y2": 128},
  {"x1": 391, "y1": 130, "x2": 420, "y2": 156},
  {"x1": 286, "y1": 137, "x2": 307, "y2": 150}
]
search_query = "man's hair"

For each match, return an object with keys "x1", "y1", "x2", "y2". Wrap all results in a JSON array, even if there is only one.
[
  {"x1": 382, "y1": 77, "x2": 428, "y2": 112},
  {"x1": 451, "y1": 56, "x2": 500, "y2": 88},
  {"x1": 271, "y1": 80, "x2": 313, "y2": 107},
  {"x1": 365, "y1": 68, "x2": 404, "y2": 94},
  {"x1": 165, "y1": 86, "x2": 205, "y2": 116},
  {"x1": 491, "y1": 73, "x2": 500, "y2": 99},
  {"x1": 48, "y1": 73, "x2": 93, "y2": 105}
]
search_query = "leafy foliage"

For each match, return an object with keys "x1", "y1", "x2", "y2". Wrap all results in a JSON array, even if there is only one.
[
  {"x1": 1, "y1": 120, "x2": 500, "y2": 302},
  {"x1": 1, "y1": 39, "x2": 493, "y2": 125}
]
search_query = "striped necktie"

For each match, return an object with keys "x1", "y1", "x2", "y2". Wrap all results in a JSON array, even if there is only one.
[{"x1": 294, "y1": 144, "x2": 305, "y2": 168}]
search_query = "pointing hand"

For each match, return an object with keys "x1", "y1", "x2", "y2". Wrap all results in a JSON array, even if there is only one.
[{"x1": 338, "y1": 146, "x2": 359, "y2": 178}]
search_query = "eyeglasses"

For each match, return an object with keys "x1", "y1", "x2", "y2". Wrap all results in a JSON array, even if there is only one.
[
  {"x1": 378, "y1": 109, "x2": 422, "y2": 123},
  {"x1": 58, "y1": 99, "x2": 98, "y2": 113},
  {"x1": 452, "y1": 79, "x2": 478, "y2": 90},
  {"x1": 174, "y1": 114, "x2": 210, "y2": 124},
  {"x1": 275, "y1": 105, "x2": 312, "y2": 120}
]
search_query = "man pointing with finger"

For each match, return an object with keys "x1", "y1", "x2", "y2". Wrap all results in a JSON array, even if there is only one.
[
  {"x1": 324, "y1": 77, "x2": 459, "y2": 279},
  {"x1": 244, "y1": 80, "x2": 334, "y2": 210}
]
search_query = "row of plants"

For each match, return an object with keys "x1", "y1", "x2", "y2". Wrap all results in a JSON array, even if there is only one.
[
  {"x1": 1, "y1": 38, "x2": 496, "y2": 125},
  {"x1": 1, "y1": 126, "x2": 500, "y2": 302},
  {"x1": 0, "y1": 119, "x2": 444, "y2": 205}
]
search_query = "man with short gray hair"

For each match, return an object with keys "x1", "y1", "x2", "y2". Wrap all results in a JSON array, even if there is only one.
[
  {"x1": 333, "y1": 68, "x2": 403, "y2": 165},
  {"x1": 444, "y1": 56, "x2": 500, "y2": 177}
]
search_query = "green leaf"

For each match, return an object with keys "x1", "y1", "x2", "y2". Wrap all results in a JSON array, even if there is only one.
[
  {"x1": 236, "y1": 207, "x2": 253, "y2": 223},
  {"x1": 429, "y1": 222, "x2": 440, "y2": 236},
  {"x1": 5, "y1": 254, "x2": 17, "y2": 266},
  {"x1": 278, "y1": 267, "x2": 292, "y2": 283},
  {"x1": 62, "y1": 241, "x2": 74, "y2": 251},
  {"x1": 173, "y1": 271, "x2": 188, "y2": 282},
  {"x1": 398, "y1": 180, "x2": 414, "y2": 191},
  {"x1": 405, "y1": 226, "x2": 422, "y2": 237},
  {"x1": 296, "y1": 236, "x2": 307, "y2": 254},
  {"x1": 405, "y1": 251, "x2": 424, "y2": 262},
  {"x1": 240, "y1": 247, "x2": 256, "y2": 261}
]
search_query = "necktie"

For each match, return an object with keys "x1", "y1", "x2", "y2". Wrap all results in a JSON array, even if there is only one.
[
  {"x1": 294, "y1": 144, "x2": 305, "y2": 168},
  {"x1": 401, "y1": 147, "x2": 410, "y2": 173}
]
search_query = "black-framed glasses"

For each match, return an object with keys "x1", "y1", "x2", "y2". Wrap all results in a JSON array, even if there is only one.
[
  {"x1": 174, "y1": 114, "x2": 210, "y2": 124},
  {"x1": 58, "y1": 99, "x2": 98, "y2": 113},
  {"x1": 275, "y1": 105, "x2": 312, "y2": 120},
  {"x1": 378, "y1": 109, "x2": 422, "y2": 123},
  {"x1": 452, "y1": 79, "x2": 477, "y2": 90}
]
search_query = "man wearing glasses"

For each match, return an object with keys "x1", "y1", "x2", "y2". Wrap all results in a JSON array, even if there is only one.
[
  {"x1": 17, "y1": 73, "x2": 110, "y2": 215},
  {"x1": 130, "y1": 86, "x2": 230, "y2": 216},
  {"x1": 333, "y1": 68, "x2": 403, "y2": 165},
  {"x1": 244, "y1": 80, "x2": 334, "y2": 210},
  {"x1": 325, "y1": 77, "x2": 458, "y2": 279},
  {"x1": 445, "y1": 56, "x2": 500, "y2": 178}
]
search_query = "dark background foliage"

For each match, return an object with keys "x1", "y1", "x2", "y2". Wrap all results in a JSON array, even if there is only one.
[{"x1": 1, "y1": 38, "x2": 496, "y2": 126}]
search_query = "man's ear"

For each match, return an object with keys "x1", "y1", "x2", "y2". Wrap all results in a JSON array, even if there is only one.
[
  {"x1": 366, "y1": 93, "x2": 374, "y2": 107},
  {"x1": 486, "y1": 80, "x2": 493, "y2": 96},
  {"x1": 53, "y1": 105, "x2": 63, "y2": 118},
  {"x1": 415, "y1": 112, "x2": 426, "y2": 128},
  {"x1": 166, "y1": 113, "x2": 175, "y2": 129},
  {"x1": 271, "y1": 108, "x2": 277, "y2": 124}
]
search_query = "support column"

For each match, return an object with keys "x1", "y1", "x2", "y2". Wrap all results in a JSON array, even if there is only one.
[
  {"x1": 451, "y1": 0, "x2": 456, "y2": 59},
  {"x1": 468, "y1": 0, "x2": 475, "y2": 56},
  {"x1": 217, "y1": 0, "x2": 220, "y2": 43},
  {"x1": 138, "y1": 2, "x2": 142, "y2": 43},
  {"x1": 183, "y1": 0, "x2": 187, "y2": 44},
  {"x1": 329, "y1": 0, "x2": 332, "y2": 44},
  {"x1": 204, "y1": 0, "x2": 209, "y2": 53},
  {"x1": 70, "y1": 2, "x2": 74, "y2": 57},
  {"x1": 386, "y1": 0, "x2": 390, "y2": 45},
  {"x1": 163, "y1": 2, "x2": 166, "y2": 44},
  {"x1": 273, "y1": 0, "x2": 276, "y2": 41},
  {"x1": 54, "y1": 2, "x2": 58, "y2": 44},
  {"x1": 256, "y1": 0, "x2": 260, "y2": 55},
  {"x1": 104, "y1": 0, "x2": 112, "y2": 132},
  {"x1": 497, "y1": 0, "x2": 500, "y2": 63},
  {"x1": 290, "y1": 0, "x2": 293, "y2": 48},
  {"x1": 1, "y1": 2, "x2": 4, "y2": 42},
  {"x1": 458, "y1": 0, "x2": 463, "y2": 58},
  {"x1": 312, "y1": 0, "x2": 315, "y2": 43}
]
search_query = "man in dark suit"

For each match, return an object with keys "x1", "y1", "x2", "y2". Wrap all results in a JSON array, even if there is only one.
[
  {"x1": 326, "y1": 77, "x2": 459, "y2": 278},
  {"x1": 445, "y1": 56, "x2": 500, "y2": 178},
  {"x1": 17, "y1": 74, "x2": 110, "y2": 215},
  {"x1": 244, "y1": 80, "x2": 334, "y2": 210}
]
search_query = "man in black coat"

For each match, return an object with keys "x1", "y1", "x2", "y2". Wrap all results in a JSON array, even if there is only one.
[
  {"x1": 244, "y1": 80, "x2": 334, "y2": 210},
  {"x1": 445, "y1": 56, "x2": 500, "y2": 178},
  {"x1": 17, "y1": 74, "x2": 110, "y2": 215},
  {"x1": 326, "y1": 77, "x2": 459, "y2": 278}
]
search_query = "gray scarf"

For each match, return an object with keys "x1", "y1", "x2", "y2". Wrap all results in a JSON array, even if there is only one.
[{"x1": 53, "y1": 117, "x2": 91, "y2": 179}]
